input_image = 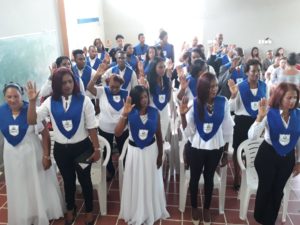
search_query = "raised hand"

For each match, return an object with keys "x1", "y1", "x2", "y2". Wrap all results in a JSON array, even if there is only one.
[
  {"x1": 138, "y1": 74, "x2": 149, "y2": 89},
  {"x1": 26, "y1": 81, "x2": 39, "y2": 102},
  {"x1": 103, "y1": 53, "x2": 110, "y2": 64},
  {"x1": 95, "y1": 63, "x2": 108, "y2": 78},
  {"x1": 258, "y1": 98, "x2": 268, "y2": 119},
  {"x1": 176, "y1": 65, "x2": 185, "y2": 78},
  {"x1": 123, "y1": 96, "x2": 135, "y2": 116},
  {"x1": 179, "y1": 75, "x2": 189, "y2": 90},
  {"x1": 179, "y1": 96, "x2": 191, "y2": 115},
  {"x1": 137, "y1": 61, "x2": 144, "y2": 75},
  {"x1": 48, "y1": 62, "x2": 57, "y2": 77},
  {"x1": 166, "y1": 59, "x2": 174, "y2": 71},
  {"x1": 228, "y1": 79, "x2": 238, "y2": 98}
]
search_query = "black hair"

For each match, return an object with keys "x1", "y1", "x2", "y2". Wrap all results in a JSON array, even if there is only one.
[
  {"x1": 138, "y1": 33, "x2": 144, "y2": 39},
  {"x1": 244, "y1": 59, "x2": 262, "y2": 73},
  {"x1": 129, "y1": 85, "x2": 149, "y2": 110},
  {"x1": 155, "y1": 45, "x2": 165, "y2": 58},
  {"x1": 123, "y1": 43, "x2": 132, "y2": 52},
  {"x1": 159, "y1": 30, "x2": 168, "y2": 40},
  {"x1": 190, "y1": 59, "x2": 207, "y2": 78},
  {"x1": 72, "y1": 49, "x2": 84, "y2": 59},
  {"x1": 115, "y1": 34, "x2": 124, "y2": 40},
  {"x1": 93, "y1": 38, "x2": 105, "y2": 52},
  {"x1": 148, "y1": 56, "x2": 170, "y2": 97},
  {"x1": 251, "y1": 47, "x2": 259, "y2": 58},
  {"x1": 235, "y1": 47, "x2": 244, "y2": 57},
  {"x1": 145, "y1": 46, "x2": 158, "y2": 61},
  {"x1": 191, "y1": 48, "x2": 206, "y2": 60},
  {"x1": 287, "y1": 52, "x2": 297, "y2": 66},
  {"x1": 3, "y1": 82, "x2": 24, "y2": 95},
  {"x1": 55, "y1": 56, "x2": 71, "y2": 67}
]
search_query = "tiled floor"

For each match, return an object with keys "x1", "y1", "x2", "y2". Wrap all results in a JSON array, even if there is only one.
[{"x1": 0, "y1": 156, "x2": 300, "y2": 225}]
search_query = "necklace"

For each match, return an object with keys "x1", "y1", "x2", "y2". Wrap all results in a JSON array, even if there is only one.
[{"x1": 207, "y1": 102, "x2": 214, "y2": 113}]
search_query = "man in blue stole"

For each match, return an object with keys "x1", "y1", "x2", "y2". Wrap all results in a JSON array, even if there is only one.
[
  {"x1": 109, "y1": 34, "x2": 125, "y2": 63},
  {"x1": 134, "y1": 33, "x2": 149, "y2": 61},
  {"x1": 72, "y1": 49, "x2": 97, "y2": 91},
  {"x1": 156, "y1": 30, "x2": 174, "y2": 62},
  {"x1": 86, "y1": 46, "x2": 101, "y2": 70},
  {"x1": 102, "y1": 51, "x2": 138, "y2": 91}
]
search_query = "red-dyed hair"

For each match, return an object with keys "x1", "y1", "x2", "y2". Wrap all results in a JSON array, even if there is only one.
[
  {"x1": 269, "y1": 83, "x2": 299, "y2": 109},
  {"x1": 52, "y1": 67, "x2": 80, "y2": 100}
]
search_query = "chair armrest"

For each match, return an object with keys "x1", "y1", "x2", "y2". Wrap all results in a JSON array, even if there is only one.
[{"x1": 98, "y1": 135, "x2": 111, "y2": 167}]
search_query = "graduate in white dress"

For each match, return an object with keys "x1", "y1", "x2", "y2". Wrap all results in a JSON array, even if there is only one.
[
  {"x1": 0, "y1": 82, "x2": 64, "y2": 225},
  {"x1": 115, "y1": 85, "x2": 170, "y2": 225}
]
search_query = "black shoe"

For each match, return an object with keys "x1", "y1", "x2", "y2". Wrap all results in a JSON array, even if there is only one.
[
  {"x1": 106, "y1": 170, "x2": 115, "y2": 182},
  {"x1": 233, "y1": 184, "x2": 240, "y2": 191},
  {"x1": 85, "y1": 220, "x2": 95, "y2": 225}
]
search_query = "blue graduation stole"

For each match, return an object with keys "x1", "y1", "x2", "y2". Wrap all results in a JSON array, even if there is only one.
[
  {"x1": 0, "y1": 102, "x2": 29, "y2": 146},
  {"x1": 231, "y1": 66, "x2": 247, "y2": 84},
  {"x1": 73, "y1": 65, "x2": 92, "y2": 90},
  {"x1": 186, "y1": 74, "x2": 197, "y2": 97},
  {"x1": 134, "y1": 44, "x2": 149, "y2": 57},
  {"x1": 111, "y1": 65, "x2": 133, "y2": 90},
  {"x1": 143, "y1": 60, "x2": 152, "y2": 76},
  {"x1": 86, "y1": 57, "x2": 101, "y2": 70},
  {"x1": 267, "y1": 108, "x2": 300, "y2": 156},
  {"x1": 238, "y1": 80, "x2": 266, "y2": 118},
  {"x1": 152, "y1": 76, "x2": 171, "y2": 111},
  {"x1": 51, "y1": 94, "x2": 84, "y2": 139},
  {"x1": 193, "y1": 96, "x2": 226, "y2": 141},
  {"x1": 128, "y1": 55, "x2": 138, "y2": 71},
  {"x1": 162, "y1": 43, "x2": 173, "y2": 59},
  {"x1": 104, "y1": 87, "x2": 128, "y2": 111},
  {"x1": 128, "y1": 106, "x2": 158, "y2": 149}
]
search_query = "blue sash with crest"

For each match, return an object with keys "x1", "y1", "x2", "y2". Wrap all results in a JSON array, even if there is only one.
[
  {"x1": 193, "y1": 96, "x2": 226, "y2": 141},
  {"x1": 186, "y1": 74, "x2": 197, "y2": 97},
  {"x1": 239, "y1": 80, "x2": 266, "y2": 118},
  {"x1": 51, "y1": 95, "x2": 84, "y2": 139},
  {"x1": 128, "y1": 106, "x2": 158, "y2": 149},
  {"x1": 98, "y1": 52, "x2": 105, "y2": 61},
  {"x1": 231, "y1": 66, "x2": 247, "y2": 84},
  {"x1": 86, "y1": 57, "x2": 101, "y2": 70},
  {"x1": 0, "y1": 102, "x2": 29, "y2": 146},
  {"x1": 73, "y1": 65, "x2": 92, "y2": 90},
  {"x1": 104, "y1": 87, "x2": 128, "y2": 111},
  {"x1": 128, "y1": 55, "x2": 138, "y2": 71},
  {"x1": 112, "y1": 65, "x2": 133, "y2": 90},
  {"x1": 152, "y1": 76, "x2": 170, "y2": 111},
  {"x1": 267, "y1": 108, "x2": 300, "y2": 156}
]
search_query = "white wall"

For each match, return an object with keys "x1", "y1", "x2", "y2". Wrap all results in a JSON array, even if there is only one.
[
  {"x1": 102, "y1": 0, "x2": 300, "y2": 60},
  {"x1": 64, "y1": 0, "x2": 106, "y2": 55},
  {"x1": 0, "y1": 0, "x2": 62, "y2": 52}
]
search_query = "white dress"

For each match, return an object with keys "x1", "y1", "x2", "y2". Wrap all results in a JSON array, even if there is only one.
[
  {"x1": 3, "y1": 124, "x2": 64, "y2": 225},
  {"x1": 119, "y1": 116, "x2": 170, "y2": 225}
]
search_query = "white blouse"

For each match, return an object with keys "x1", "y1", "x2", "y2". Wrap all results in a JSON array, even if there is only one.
[
  {"x1": 36, "y1": 95, "x2": 97, "y2": 144},
  {"x1": 96, "y1": 87, "x2": 127, "y2": 133},
  {"x1": 183, "y1": 98, "x2": 235, "y2": 150},
  {"x1": 229, "y1": 88, "x2": 258, "y2": 116},
  {"x1": 248, "y1": 113, "x2": 300, "y2": 162}
]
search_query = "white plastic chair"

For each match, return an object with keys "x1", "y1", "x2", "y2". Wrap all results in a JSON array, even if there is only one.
[
  {"x1": 237, "y1": 138, "x2": 291, "y2": 222},
  {"x1": 76, "y1": 135, "x2": 111, "y2": 215},
  {"x1": 178, "y1": 142, "x2": 227, "y2": 214},
  {"x1": 118, "y1": 137, "x2": 129, "y2": 199}
]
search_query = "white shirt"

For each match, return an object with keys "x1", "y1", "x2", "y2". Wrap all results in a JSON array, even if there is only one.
[
  {"x1": 36, "y1": 95, "x2": 97, "y2": 144},
  {"x1": 183, "y1": 98, "x2": 235, "y2": 150},
  {"x1": 229, "y1": 88, "x2": 258, "y2": 116},
  {"x1": 102, "y1": 66, "x2": 138, "y2": 91},
  {"x1": 96, "y1": 87, "x2": 127, "y2": 133},
  {"x1": 248, "y1": 113, "x2": 300, "y2": 162}
]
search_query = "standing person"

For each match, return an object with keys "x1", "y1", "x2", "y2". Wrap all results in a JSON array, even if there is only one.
[
  {"x1": 26, "y1": 68, "x2": 100, "y2": 225},
  {"x1": 156, "y1": 30, "x2": 174, "y2": 62},
  {"x1": 0, "y1": 82, "x2": 64, "y2": 225},
  {"x1": 93, "y1": 38, "x2": 107, "y2": 61},
  {"x1": 180, "y1": 72, "x2": 234, "y2": 225},
  {"x1": 115, "y1": 85, "x2": 170, "y2": 225},
  {"x1": 102, "y1": 50, "x2": 138, "y2": 92},
  {"x1": 147, "y1": 56, "x2": 172, "y2": 140},
  {"x1": 86, "y1": 45, "x2": 101, "y2": 70},
  {"x1": 134, "y1": 33, "x2": 149, "y2": 61},
  {"x1": 262, "y1": 50, "x2": 274, "y2": 74},
  {"x1": 143, "y1": 46, "x2": 158, "y2": 76},
  {"x1": 87, "y1": 67, "x2": 129, "y2": 181},
  {"x1": 109, "y1": 34, "x2": 125, "y2": 63},
  {"x1": 248, "y1": 83, "x2": 300, "y2": 225},
  {"x1": 275, "y1": 47, "x2": 285, "y2": 57},
  {"x1": 124, "y1": 43, "x2": 139, "y2": 72},
  {"x1": 247, "y1": 47, "x2": 262, "y2": 63},
  {"x1": 228, "y1": 59, "x2": 266, "y2": 190}
]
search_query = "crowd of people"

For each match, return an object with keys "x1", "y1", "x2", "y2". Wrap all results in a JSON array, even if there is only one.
[{"x1": 1, "y1": 30, "x2": 300, "y2": 225}]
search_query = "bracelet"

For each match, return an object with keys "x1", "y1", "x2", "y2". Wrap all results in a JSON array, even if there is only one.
[
  {"x1": 43, "y1": 155, "x2": 51, "y2": 160},
  {"x1": 120, "y1": 114, "x2": 127, "y2": 119},
  {"x1": 93, "y1": 147, "x2": 101, "y2": 151}
]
